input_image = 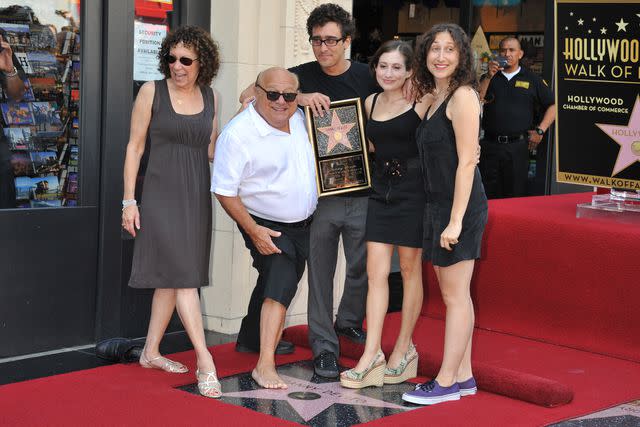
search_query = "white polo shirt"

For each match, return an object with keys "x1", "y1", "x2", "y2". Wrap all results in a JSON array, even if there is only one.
[{"x1": 211, "y1": 103, "x2": 318, "y2": 223}]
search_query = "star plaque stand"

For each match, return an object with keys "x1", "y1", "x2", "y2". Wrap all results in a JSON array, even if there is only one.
[{"x1": 576, "y1": 190, "x2": 640, "y2": 225}]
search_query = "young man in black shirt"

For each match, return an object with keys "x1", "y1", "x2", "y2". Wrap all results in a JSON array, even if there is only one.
[
  {"x1": 479, "y1": 37, "x2": 555, "y2": 199},
  {"x1": 237, "y1": 4, "x2": 377, "y2": 378}
]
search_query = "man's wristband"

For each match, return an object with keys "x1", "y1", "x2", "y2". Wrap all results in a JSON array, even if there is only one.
[{"x1": 3, "y1": 66, "x2": 18, "y2": 78}]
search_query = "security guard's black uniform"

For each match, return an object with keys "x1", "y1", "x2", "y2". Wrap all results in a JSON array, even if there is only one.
[{"x1": 480, "y1": 67, "x2": 554, "y2": 198}]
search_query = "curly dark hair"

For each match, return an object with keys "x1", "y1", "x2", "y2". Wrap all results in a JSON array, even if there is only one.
[
  {"x1": 369, "y1": 40, "x2": 413, "y2": 77},
  {"x1": 157, "y1": 26, "x2": 220, "y2": 86},
  {"x1": 306, "y1": 3, "x2": 355, "y2": 38},
  {"x1": 411, "y1": 23, "x2": 477, "y2": 99}
]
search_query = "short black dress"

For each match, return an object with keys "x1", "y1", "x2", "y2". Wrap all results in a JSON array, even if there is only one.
[
  {"x1": 365, "y1": 93, "x2": 425, "y2": 248},
  {"x1": 416, "y1": 96, "x2": 488, "y2": 267}
]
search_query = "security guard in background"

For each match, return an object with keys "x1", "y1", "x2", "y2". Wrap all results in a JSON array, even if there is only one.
[{"x1": 479, "y1": 37, "x2": 556, "y2": 199}]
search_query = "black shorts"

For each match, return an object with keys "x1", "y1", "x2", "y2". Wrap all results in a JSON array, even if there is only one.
[{"x1": 239, "y1": 215, "x2": 311, "y2": 308}]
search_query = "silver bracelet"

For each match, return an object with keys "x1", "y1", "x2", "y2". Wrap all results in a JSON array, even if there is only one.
[
  {"x1": 3, "y1": 66, "x2": 18, "y2": 78},
  {"x1": 122, "y1": 199, "x2": 137, "y2": 210}
]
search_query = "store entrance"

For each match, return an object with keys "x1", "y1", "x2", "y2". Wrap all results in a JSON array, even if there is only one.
[{"x1": 0, "y1": 1, "x2": 96, "y2": 359}]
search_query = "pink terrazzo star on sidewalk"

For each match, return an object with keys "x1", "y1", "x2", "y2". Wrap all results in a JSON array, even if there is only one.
[{"x1": 223, "y1": 374, "x2": 415, "y2": 422}]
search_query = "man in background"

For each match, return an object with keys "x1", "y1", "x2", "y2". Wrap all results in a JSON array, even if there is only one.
[{"x1": 479, "y1": 36, "x2": 555, "y2": 199}]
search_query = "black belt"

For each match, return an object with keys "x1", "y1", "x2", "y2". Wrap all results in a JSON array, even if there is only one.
[
  {"x1": 485, "y1": 133, "x2": 527, "y2": 144},
  {"x1": 257, "y1": 214, "x2": 314, "y2": 228}
]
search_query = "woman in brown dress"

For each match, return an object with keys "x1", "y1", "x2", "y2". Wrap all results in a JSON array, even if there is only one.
[{"x1": 122, "y1": 26, "x2": 221, "y2": 398}]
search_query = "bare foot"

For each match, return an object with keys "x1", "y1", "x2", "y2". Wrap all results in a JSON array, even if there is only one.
[{"x1": 252, "y1": 366, "x2": 288, "y2": 389}]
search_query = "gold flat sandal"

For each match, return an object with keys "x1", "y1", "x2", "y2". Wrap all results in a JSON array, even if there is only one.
[
  {"x1": 384, "y1": 343, "x2": 418, "y2": 384},
  {"x1": 197, "y1": 369, "x2": 222, "y2": 399},
  {"x1": 340, "y1": 350, "x2": 386, "y2": 389},
  {"x1": 139, "y1": 349, "x2": 189, "y2": 374}
]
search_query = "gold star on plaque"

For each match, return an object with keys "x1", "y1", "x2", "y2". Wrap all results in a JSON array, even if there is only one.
[
  {"x1": 615, "y1": 18, "x2": 628, "y2": 32},
  {"x1": 600, "y1": 27, "x2": 607, "y2": 34},
  {"x1": 317, "y1": 111, "x2": 355, "y2": 153},
  {"x1": 578, "y1": 18, "x2": 584, "y2": 25}
]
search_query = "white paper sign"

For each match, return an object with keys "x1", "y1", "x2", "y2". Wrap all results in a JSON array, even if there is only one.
[{"x1": 133, "y1": 21, "x2": 166, "y2": 81}]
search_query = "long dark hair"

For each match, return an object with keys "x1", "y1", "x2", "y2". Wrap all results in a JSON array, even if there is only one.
[
  {"x1": 412, "y1": 23, "x2": 477, "y2": 98},
  {"x1": 369, "y1": 40, "x2": 413, "y2": 76}
]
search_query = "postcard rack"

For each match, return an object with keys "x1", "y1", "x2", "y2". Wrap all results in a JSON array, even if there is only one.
[{"x1": 1, "y1": 9, "x2": 80, "y2": 208}]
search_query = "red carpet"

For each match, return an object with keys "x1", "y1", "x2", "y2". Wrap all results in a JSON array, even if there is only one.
[
  {"x1": 3, "y1": 193, "x2": 637, "y2": 426},
  {"x1": 284, "y1": 316, "x2": 640, "y2": 425},
  {"x1": 423, "y1": 193, "x2": 640, "y2": 363},
  {"x1": 2, "y1": 338, "x2": 639, "y2": 426}
]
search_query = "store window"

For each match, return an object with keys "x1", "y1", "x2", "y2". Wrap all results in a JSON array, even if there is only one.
[{"x1": 0, "y1": 1, "x2": 80, "y2": 209}]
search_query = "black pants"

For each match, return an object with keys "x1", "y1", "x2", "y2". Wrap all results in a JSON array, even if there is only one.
[
  {"x1": 479, "y1": 139, "x2": 529, "y2": 199},
  {"x1": 236, "y1": 216, "x2": 310, "y2": 349}
]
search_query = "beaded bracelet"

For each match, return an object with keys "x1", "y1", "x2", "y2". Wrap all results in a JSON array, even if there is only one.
[{"x1": 122, "y1": 199, "x2": 137, "y2": 210}]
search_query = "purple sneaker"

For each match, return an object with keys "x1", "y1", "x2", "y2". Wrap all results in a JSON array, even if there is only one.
[
  {"x1": 402, "y1": 379, "x2": 460, "y2": 405},
  {"x1": 458, "y1": 377, "x2": 477, "y2": 396}
]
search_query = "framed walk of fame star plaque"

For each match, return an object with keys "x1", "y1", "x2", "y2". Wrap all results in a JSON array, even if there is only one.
[{"x1": 304, "y1": 98, "x2": 371, "y2": 196}]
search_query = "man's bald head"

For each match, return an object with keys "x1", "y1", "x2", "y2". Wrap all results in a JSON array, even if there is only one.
[
  {"x1": 253, "y1": 67, "x2": 300, "y2": 133},
  {"x1": 256, "y1": 67, "x2": 299, "y2": 91}
]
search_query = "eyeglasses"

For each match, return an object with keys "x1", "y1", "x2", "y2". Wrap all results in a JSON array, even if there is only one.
[
  {"x1": 255, "y1": 84, "x2": 298, "y2": 102},
  {"x1": 167, "y1": 55, "x2": 199, "y2": 66},
  {"x1": 309, "y1": 37, "x2": 345, "y2": 47}
]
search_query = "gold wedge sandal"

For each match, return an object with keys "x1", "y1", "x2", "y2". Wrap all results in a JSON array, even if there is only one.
[
  {"x1": 383, "y1": 343, "x2": 418, "y2": 384},
  {"x1": 339, "y1": 350, "x2": 386, "y2": 389}
]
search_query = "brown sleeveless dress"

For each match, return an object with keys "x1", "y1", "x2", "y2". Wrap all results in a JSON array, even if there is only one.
[{"x1": 129, "y1": 79, "x2": 213, "y2": 288}]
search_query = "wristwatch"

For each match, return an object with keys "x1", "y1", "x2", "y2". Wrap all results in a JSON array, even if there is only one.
[{"x1": 535, "y1": 126, "x2": 545, "y2": 136}]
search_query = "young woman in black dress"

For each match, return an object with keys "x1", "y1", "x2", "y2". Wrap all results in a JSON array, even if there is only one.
[
  {"x1": 340, "y1": 41, "x2": 430, "y2": 389},
  {"x1": 402, "y1": 24, "x2": 488, "y2": 405}
]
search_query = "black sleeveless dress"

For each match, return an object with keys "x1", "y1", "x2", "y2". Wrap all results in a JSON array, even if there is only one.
[
  {"x1": 365, "y1": 93, "x2": 425, "y2": 248},
  {"x1": 129, "y1": 79, "x2": 214, "y2": 288},
  {"x1": 416, "y1": 96, "x2": 488, "y2": 267}
]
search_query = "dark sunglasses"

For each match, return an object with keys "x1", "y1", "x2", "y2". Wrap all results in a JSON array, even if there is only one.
[
  {"x1": 167, "y1": 55, "x2": 199, "y2": 66},
  {"x1": 255, "y1": 83, "x2": 297, "y2": 102}
]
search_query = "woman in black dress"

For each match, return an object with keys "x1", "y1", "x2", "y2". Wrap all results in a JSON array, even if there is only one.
[
  {"x1": 402, "y1": 24, "x2": 488, "y2": 406},
  {"x1": 340, "y1": 41, "x2": 430, "y2": 389},
  {"x1": 122, "y1": 27, "x2": 222, "y2": 398}
]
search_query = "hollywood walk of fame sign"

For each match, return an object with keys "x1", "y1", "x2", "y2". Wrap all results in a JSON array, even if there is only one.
[
  {"x1": 305, "y1": 98, "x2": 372, "y2": 196},
  {"x1": 555, "y1": 0, "x2": 640, "y2": 191},
  {"x1": 176, "y1": 361, "x2": 419, "y2": 426}
]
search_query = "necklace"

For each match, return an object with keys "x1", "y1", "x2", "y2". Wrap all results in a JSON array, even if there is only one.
[{"x1": 174, "y1": 91, "x2": 196, "y2": 106}]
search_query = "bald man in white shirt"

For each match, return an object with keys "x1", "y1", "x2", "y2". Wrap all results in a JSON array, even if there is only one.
[{"x1": 212, "y1": 67, "x2": 318, "y2": 389}]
